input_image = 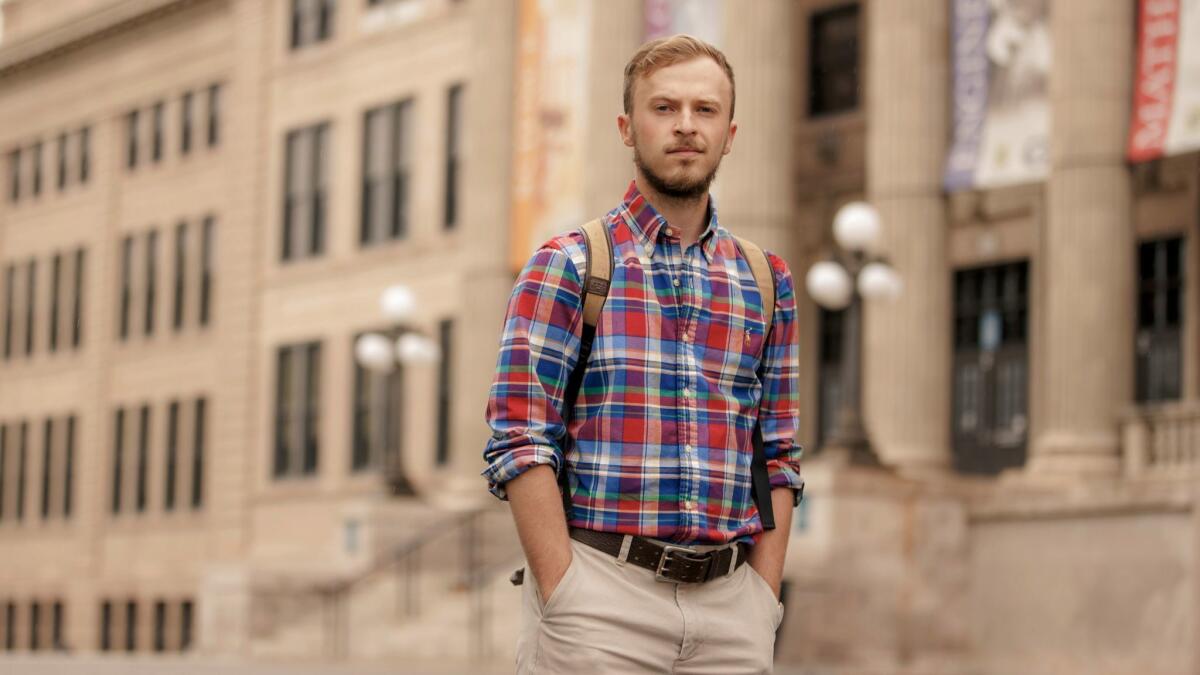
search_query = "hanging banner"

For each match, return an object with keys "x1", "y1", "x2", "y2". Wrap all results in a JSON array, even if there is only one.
[
  {"x1": 644, "y1": 0, "x2": 722, "y2": 45},
  {"x1": 508, "y1": 0, "x2": 592, "y2": 272},
  {"x1": 944, "y1": 0, "x2": 1051, "y2": 191},
  {"x1": 1128, "y1": 0, "x2": 1200, "y2": 162}
]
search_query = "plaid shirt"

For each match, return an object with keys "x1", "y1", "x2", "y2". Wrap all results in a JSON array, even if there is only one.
[{"x1": 483, "y1": 182, "x2": 802, "y2": 545}]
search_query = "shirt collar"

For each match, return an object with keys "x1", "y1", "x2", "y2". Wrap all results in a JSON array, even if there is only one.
[{"x1": 619, "y1": 181, "x2": 720, "y2": 262}]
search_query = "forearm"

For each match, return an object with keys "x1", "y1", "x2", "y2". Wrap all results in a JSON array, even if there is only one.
[
  {"x1": 746, "y1": 487, "x2": 795, "y2": 598},
  {"x1": 505, "y1": 464, "x2": 573, "y2": 594}
]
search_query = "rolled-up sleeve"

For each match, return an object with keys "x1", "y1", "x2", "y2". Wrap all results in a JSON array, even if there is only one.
[
  {"x1": 759, "y1": 253, "x2": 804, "y2": 501},
  {"x1": 482, "y1": 245, "x2": 584, "y2": 500}
]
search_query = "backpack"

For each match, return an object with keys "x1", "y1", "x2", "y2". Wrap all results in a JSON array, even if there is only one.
[{"x1": 559, "y1": 218, "x2": 779, "y2": 531}]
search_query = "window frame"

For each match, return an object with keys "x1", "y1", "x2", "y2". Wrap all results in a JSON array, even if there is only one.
[{"x1": 807, "y1": 3, "x2": 861, "y2": 118}]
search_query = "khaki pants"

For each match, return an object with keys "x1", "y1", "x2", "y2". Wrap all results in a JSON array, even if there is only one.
[{"x1": 516, "y1": 538, "x2": 784, "y2": 674}]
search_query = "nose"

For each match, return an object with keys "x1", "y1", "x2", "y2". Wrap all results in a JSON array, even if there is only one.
[{"x1": 674, "y1": 109, "x2": 697, "y2": 136}]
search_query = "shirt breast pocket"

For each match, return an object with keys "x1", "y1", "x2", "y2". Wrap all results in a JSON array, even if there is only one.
[{"x1": 701, "y1": 314, "x2": 766, "y2": 388}]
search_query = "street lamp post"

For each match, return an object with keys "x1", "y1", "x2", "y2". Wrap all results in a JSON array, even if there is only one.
[
  {"x1": 353, "y1": 284, "x2": 440, "y2": 495},
  {"x1": 805, "y1": 203, "x2": 903, "y2": 467}
]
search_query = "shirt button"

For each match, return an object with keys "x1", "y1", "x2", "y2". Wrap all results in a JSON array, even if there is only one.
[
  {"x1": 673, "y1": 278, "x2": 681, "y2": 287},
  {"x1": 665, "y1": 227, "x2": 674, "y2": 237},
  {"x1": 644, "y1": 244, "x2": 654, "y2": 255},
  {"x1": 684, "y1": 444, "x2": 694, "y2": 453},
  {"x1": 683, "y1": 500, "x2": 695, "y2": 510}
]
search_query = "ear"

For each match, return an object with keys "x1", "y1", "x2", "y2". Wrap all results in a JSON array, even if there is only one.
[
  {"x1": 617, "y1": 114, "x2": 635, "y2": 148},
  {"x1": 721, "y1": 119, "x2": 738, "y2": 155}
]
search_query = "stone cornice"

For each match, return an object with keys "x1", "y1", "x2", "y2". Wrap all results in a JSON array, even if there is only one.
[{"x1": 0, "y1": 0, "x2": 198, "y2": 79}]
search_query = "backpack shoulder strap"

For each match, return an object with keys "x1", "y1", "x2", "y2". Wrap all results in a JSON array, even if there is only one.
[
  {"x1": 733, "y1": 235, "x2": 775, "y2": 332},
  {"x1": 579, "y1": 218, "x2": 613, "y2": 329},
  {"x1": 732, "y1": 235, "x2": 780, "y2": 531},
  {"x1": 558, "y1": 219, "x2": 612, "y2": 521}
]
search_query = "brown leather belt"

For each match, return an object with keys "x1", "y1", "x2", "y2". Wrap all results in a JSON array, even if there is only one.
[{"x1": 569, "y1": 528, "x2": 749, "y2": 584}]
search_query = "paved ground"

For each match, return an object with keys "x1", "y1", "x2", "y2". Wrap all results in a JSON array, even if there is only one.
[
  {"x1": 0, "y1": 656, "x2": 505, "y2": 675},
  {"x1": 0, "y1": 655, "x2": 826, "y2": 674}
]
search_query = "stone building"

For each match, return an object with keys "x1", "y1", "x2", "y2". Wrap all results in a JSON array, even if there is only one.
[{"x1": 0, "y1": 0, "x2": 1195, "y2": 673}]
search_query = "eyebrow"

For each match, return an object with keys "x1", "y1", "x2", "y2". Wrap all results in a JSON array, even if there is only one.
[{"x1": 647, "y1": 95, "x2": 723, "y2": 109}]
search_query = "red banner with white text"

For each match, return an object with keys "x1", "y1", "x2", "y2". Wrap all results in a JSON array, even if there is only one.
[{"x1": 1129, "y1": 0, "x2": 1200, "y2": 162}]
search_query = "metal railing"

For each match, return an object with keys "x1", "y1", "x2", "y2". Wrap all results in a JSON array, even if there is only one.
[{"x1": 1122, "y1": 400, "x2": 1200, "y2": 477}]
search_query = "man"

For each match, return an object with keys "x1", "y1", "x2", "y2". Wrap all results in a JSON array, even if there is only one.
[{"x1": 483, "y1": 34, "x2": 803, "y2": 674}]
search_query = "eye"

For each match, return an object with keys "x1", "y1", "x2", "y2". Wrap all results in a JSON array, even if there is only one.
[{"x1": 655, "y1": 104, "x2": 672, "y2": 112}]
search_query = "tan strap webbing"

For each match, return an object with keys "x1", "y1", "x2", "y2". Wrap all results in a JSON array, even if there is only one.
[
  {"x1": 734, "y1": 236, "x2": 775, "y2": 332},
  {"x1": 580, "y1": 219, "x2": 612, "y2": 327}
]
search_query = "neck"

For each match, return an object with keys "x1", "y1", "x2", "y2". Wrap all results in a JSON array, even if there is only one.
[{"x1": 634, "y1": 174, "x2": 709, "y2": 249}]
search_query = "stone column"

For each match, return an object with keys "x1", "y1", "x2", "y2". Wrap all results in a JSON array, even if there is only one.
[
  {"x1": 718, "y1": 0, "x2": 801, "y2": 264},
  {"x1": 1028, "y1": 0, "x2": 1135, "y2": 476},
  {"x1": 584, "y1": 0, "x2": 641, "y2": 218},
  {"x1": 446, "y1": 0, "x2": 519, "y2": 495},
  {"x1": 862, "y1": 0, "x2": 952, "y2": 474}
]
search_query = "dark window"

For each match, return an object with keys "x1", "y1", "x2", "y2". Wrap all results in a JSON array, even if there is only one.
[
  {"x1": 79, "y1": 127, "x2": 90, "y2": 183},
  {"x1": 361, "y1": 100, "x2": 412, "y2": 245},
  {"x1": 152, "y1": 101, "x2": 165, "y2": 163},
  {"x1": 953, "y1": 262, "x2": 1030, "y2": 475},
  {"x1": 435, "y1": 319, "x2": 453, "y2": 466},
  {"x1": 7, "y1": 149, "x2": 18, "y2": 202},
  {"x1": 816, "y1": 308, "x2": 845, "y2": 448},
  {"x1": 16, "y1": 422, "x2": 27, "y2": 521},
  {"x1": 1137, "y1": 237, "x2": 1185, "y2": 403},
  {"x1": 24, "y1": 260, "x2": 36, "y2": 356},
  {"x1": 274, "y1": 342, "x2": 321, "y2": 478},
  {"x1": 136, "y1": 405, "x2": 150, "y2": 513},
  {"x1": 444, "y1": 84, "x2": 462, "y2": 230},
  {"x1": 49, "y1": 254, "x2": 61, "y2": 352},
  {"x1": 111, "y1": 409, "x2": 124, "y2": 514},
  {"x1": 124, "y1": 600, "x2": 136, "y2": 652},
  {"x1": 180, "y1": 600, "x2": 193, "y2": 651},
  {"x1": 29, "y1": 601, "x2": 40, "y2": 651},
  {"x1": 57, "y1": 133, "x2": 68, "y2": 190},
  {"x1": 72, "y1": 249, "x2": 84, "y2": 348},
  {"x1": 181, "y1": 92, "x2": 194, "y2": 155},
  {"x1": 4, "y1": 265, "x2": 15, "y2": 359},
  {"x1": 200, "y1": 217, "x2": 214, "y2": 326},
  {"x1": 173, "y1": 222, "x2": 186, "y2": 331},
  {"x1": 351, "y1": 339, "x2": 405, "y2": 480},
  {"x1": 4, "y1": 602, "x2": 15, "y2": 650},
  {"x1": 0, "y1": 425, "x2": 6, "y2": 522},
  {"x1": 51, "y1": 601, "x2": 63, "y2": 650},
  {"x1": 153, "y1": 600, "x2": 166, "y2": 652},
  {"x1": 291, "y1": 0, "x2": 336, "y2": 49},
  {"x1": 145, "y1": 230, "x2": 158, "y2": 336},
  {"x1": 192, "y1": 398, "x2": 205, "y2": 508},
  {"x1": 282, "y1": 123, "x2": 329, "y2": 260},
  {"x1": 119, "y1": 237, "x2": 133, "y2": 340},
  {"x1": 30, "y1": 141, "x2": 42, "y2": 197},
  {"x1": 809, "y1": 4, "x2": 860, "y2": 117},
  {"x1": 207, "y1": 84, "x2": 221, "y2": 148},
  {"x1": 126, "y1": 111, "x2": 139, "y2": 169},
  {"x1": 40, "y1": 418, "x2": 53, "y2": 519},
  {"x1": 63, "y1": 416, "x2": 75, "y2": 517},
  {"x1": 165, "y1": 401, "x2": 179, "y2": 511},
  {"x1": 99, "y1": 601, "x2": 112, "y2": 651}
]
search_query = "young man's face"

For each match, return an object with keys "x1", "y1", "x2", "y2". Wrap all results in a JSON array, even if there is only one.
[{"x1": 618, "y1": 56, "x2": 738, "y2": 201}]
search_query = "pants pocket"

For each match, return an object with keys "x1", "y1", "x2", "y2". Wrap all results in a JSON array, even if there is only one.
[{"x1": 534, "y1": 543, "x2": 582, "y2": 616}]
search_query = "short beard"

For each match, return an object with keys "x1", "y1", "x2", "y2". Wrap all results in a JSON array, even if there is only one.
[{"x1": 634, "y1": 145, "x2": 720, "y2": 202}]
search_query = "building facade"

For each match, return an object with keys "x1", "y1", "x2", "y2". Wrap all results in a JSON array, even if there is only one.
[{"x1": 0, "y1": 0, "x2": 1196, "y2": 672}]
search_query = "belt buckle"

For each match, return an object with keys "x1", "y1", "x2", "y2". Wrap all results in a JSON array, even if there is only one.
[{"x1": 655, "y1": 545, "x2": 699, "y2": 582}]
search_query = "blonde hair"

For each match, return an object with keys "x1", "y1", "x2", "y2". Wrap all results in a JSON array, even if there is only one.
[{"x1": 623, "y1": 34, "x2": 736, "y2": 118}]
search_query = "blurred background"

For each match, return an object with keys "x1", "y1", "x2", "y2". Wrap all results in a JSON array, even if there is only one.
[{"x1": 0, "y1": 0, "x2": 1196, "y2": 673}]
